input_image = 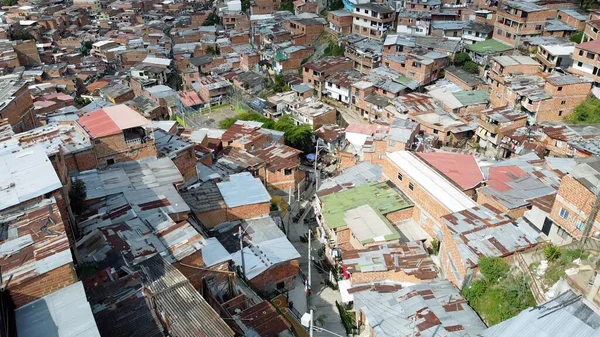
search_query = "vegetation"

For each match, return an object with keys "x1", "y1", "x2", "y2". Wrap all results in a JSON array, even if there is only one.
[
  {"x1": 219, "y1": 113, "x2": 315, "y2": 153},
  {"x1": 271, "y1": 196, "x2": 289, "y2": 215},
  {"x1": 335, "y1": 301, "x2": 356, "y2": 335},
  {"x1": 79, "y1": 41, "x2": 93, "y2": 56},
  {"x1": 266, "y1": 74, "x2": 290, "y2": 93},
  {"x1": 12, "y1": 30, "x2": 33, "y2": 41},
  {"x1": 453, "y1": 52, "x2": 471, "y2": 66},
  {"x1": 279, "y1": 0, "x2": 294, "y2": 12},
  {"x1": 567, "y1": 97, "x2": 600, "y2": 124},
  {"x1": 543, "y1": 245, "x2": 561, "y2": 262},
  {"x1": 463, "y1": 257, "x2": 536, "y2": 326},
  {"x1": 326, "y1": 0, "x2": 344, "y2": 11},
  {"x1": 205, "y1": 45, "x2": 219, "y2": 55},
  {"x1": 241, "y1": 0, "x2": 251, "y2": 12},
  {"x1": 74, "y1": 97, "x2": 92, "y2": 108},
  {"x1": 202, "y1": 12, "x2": 219, "y2": 26},
  {"x1": 429, "y1": 239, "x2": 440, "y2": 255},
  {"x1": 2, "y1": 0, "x2": 18, "y2": 6},
  {"x1": 69, "y1": 179, "x2": 88, "y2": 215},
  {"x1": 323, "y1": 42, "x2": 344, "y2": 57},
  {"x1": 570, "y1": 31, "x2": 584, "y2": 43},
  {"x1": 462, "y1": 61, "x2": 479, "y2": 74},
  {"x1": 532, "y1": 246, "x2": 591, "y2": 288},
  {"x1": 76, "y1": 262, "x2": 100, "y2": 280}
]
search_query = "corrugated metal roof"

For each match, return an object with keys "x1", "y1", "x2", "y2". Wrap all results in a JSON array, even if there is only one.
[
  {"x1": 217, "y1": 172, "x2": 270, "y2": 208},
  {"x1": 16, "y1": 282, "x2": 100, "y2": 337}
]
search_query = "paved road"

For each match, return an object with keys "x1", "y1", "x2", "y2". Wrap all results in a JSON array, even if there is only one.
[{"x1": 286, "y1": 183, "x2": 347, "y2": 337}]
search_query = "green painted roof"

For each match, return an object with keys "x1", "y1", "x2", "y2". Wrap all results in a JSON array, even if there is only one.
[
  {"x1": 466, "y1": 39, "x2": 513, "y2": 55},
  {"x1": 319, "y1": 181, "x2": 412, "y2": 231},
  {"x1": 452, "y1": 90, "x2": 490, "y2": 106}
]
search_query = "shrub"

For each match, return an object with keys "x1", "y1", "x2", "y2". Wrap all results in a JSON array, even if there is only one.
[
  {"x1": 462, "y1": 61, "x2": 479, "y2": 74},
  {"x1": 569, "y1": 31, "x2": 584, "y2": 43},
  {"x1": 544, "y1": 245, "x2": 561, "y2": 262},
  {"x1": 69, "y1": 179, "x2": 87, "y2": 215},
  {"x1": 453, "y1": 52, "x2": 470, "y2": 66},
  {"x1": 479, "y1": 256, "x2": 510, "y2": 282}
]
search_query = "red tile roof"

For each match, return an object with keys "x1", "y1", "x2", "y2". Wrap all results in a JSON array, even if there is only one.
[
  {"x1": 417, "y1": 152, "x2": 484, "y2": 190},
  {"x1": 577, "y1": 38, "x2": 600, "y2": 54},
  {"x1": 77, "y1": 109, "x2": 121, "y2": 138}
]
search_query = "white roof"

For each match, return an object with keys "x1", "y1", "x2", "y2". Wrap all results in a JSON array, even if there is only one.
[
  {"x1": 541, "y1": 44, "x2": 575, "y2": 56},
  {"x1": 19, "y1": 20, "x2": 37, "y2": 26},
  {"x1": 386, "y1": 151, "x2": 477, "y2": 213},
  {"x1": 0, "y1": 146, "x2": 62, "y2": 211},
  {"x1": 92, "y1": 40, "x2": 115, "y2": 47},
  {"x1": 232, "y1": 235, "x2": 300, "y2": 280},
  {"x1": 143, "y1": 55, "x2": 171, "y2": 66}
]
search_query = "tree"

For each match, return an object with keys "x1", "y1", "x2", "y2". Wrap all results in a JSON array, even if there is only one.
[
  {"x1": 205, "y1": 45, "x2": 217, "y2": 55},
  {"x1": 568, "y1": 96, "x2": 600, "y2": 123},
  {"x1": 462, "y1": 61, "x2": 479, "y2": 74},
  {"x1": 478, "y1": 256, "x2": 510, "y2": 282},
  {"x1": 202, "y1": 12, "x2": 219, "y2": 26},
  {"x1": 279, "y1": 0, "x2": 294, "y2": 12},
  {"x1": 285, "y1": 124, "x2": 314, "y2": 153},
  {"x1": 79, "y1": 40, "x2": 93, "y2": 56},
  {"x1": 2, "y1": 0, "x2": 17, "y2": 6},
  {"x1": 271, "y1": 74, "x2": 289, "y2": 93},
  {"x1": 12, "y1": 30, "x2": 33, "y2": 41},
  {"x1": 543, "y1": 245, "x2": 561, "y2": 262},
  {"x1": 69, "y1": 179, "x2": 87, "y2": 215},
  {"x1": 569, "y1": 31, "x2": 584, "y2": 43},
  {"x1": 327, "y1": 0, "x2": 344, "y2": 11},
  {"x1": 453, "y1": 52, "x2": 470, "y2": 66},
  {"x1": 241, "y1": 0, "x2": 251, "y2": 12}
]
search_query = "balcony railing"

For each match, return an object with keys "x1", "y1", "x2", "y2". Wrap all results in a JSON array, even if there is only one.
[{"x1": 125, "y1": 138, "x2": 142, "y2": 146}]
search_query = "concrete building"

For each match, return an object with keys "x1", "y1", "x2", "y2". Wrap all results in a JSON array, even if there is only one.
[
  {"x1": 327, "y1": 10, "x2": 353, "y2": 36},
  {"x1": 351, "y1": 3, "x2": 395, "y2": 40},
  {"x1": 493, "y1": 1, "x2": 554, "y2": 47},
  {"x1": 569, "y1": 39, "x2": 600, "y2": 84},
  {"x1": 303, "y1": 56, "x2": 354, "y2": 96},
  {"x1": 0, "y1": 79, "x2": 37, "y2": 132},
  {"x1": 536, "y1": 43, "x2": 575, "y2": 72},
  {"x1": 476, "y1": 106, "x2": 528, "y2": 158}
]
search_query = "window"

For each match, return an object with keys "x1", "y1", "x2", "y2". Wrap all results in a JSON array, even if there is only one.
[
  {"x1": 497, "y1": 29, "x2": 503, "y2": 35},
  {"x1": 397, "y1": 172, "x2": 403, "y2": 181},
  {"x1": 276, "y1": 281, "x2": 285, "y2": 290},
  {"x1": 588, "y1": 52, "x2": 596, "y2": 60},
  {"x1": 446, "y1": 131, "x2": 451, "y2": 136},
  {"x1": 558, "y1": 110, "x2": 563, "y2": 116},
  {"x1": 409, "y1": 182, "x2": 414, "y2": 191},
  {"x1": 559, "y1": 207, "x2": 569, "y2": 219},
  {"x1": 579, "y1": 50, "x2": 584, "y2": 56},
  {"x1": 578, "y1": 61, "x2": 583, "y2": 66},
  {"x1": 561, "y1": 100, "x2": 566, "y2": 105},
  {"x1": 378, "y1": 154, "x2": 384, "y2": 160},
  {"x1": 577, "y1": 220, "x2": 585, "y2": 231},
  {"x1": 557, "y1": 86, "x2": 563, "y2": 91},
  {"x1": 284, "y1": 168, "x2": 293, "y2": 175},
  {"x1": 433, "y1": 129, "x2": 439, "y2": 134},
  {"x1": 535, "y1": 24, "x2": 542, "y2": 30},
  {"x1": 106, "y1": 158, "x2": 115, "y2": 165}
]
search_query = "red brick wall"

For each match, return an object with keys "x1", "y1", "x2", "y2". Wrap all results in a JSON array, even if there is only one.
[
  {"x1": 10, "y1": 263, "x2": 77, "y2": 308},
  {"x1": 250, "y1": 260, "x2": 299, "y2": 295},
  {"x1": 385, "y1": 207, "x2": 414, "y2": 223},
  {"x1": 550, "y1": 175, "x2": 600, "y2": 239},
  {"x1": 196, "y1": 202, "x2": 271, "y2": 228},
  {"x1": 172, "y1": 147, "x2": 198, "y2": 181}
]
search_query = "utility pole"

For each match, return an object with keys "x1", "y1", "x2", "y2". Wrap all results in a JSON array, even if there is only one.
[
  {"x1": 308, "y1": 228, "x2": 312, "y2": 292},
  {"x1": 314, "y1": 140, "x2": 319, "y2": 191},
  {"x1": 309, "y1": 309, "x2": 314, "y2": 337},
  {"x1": 239, "y1": 226, "x2": 246, "y2": 279}
]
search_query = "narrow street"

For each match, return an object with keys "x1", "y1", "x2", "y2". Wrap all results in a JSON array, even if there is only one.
[{"x1": 285, "y1": 181, "x2": 347, "y2": 337}]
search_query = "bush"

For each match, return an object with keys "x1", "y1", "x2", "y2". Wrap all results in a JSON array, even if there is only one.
[
  {"x1": 324, "y1": 42, "x2": 344, "y2": 57},
  {"x1": 2, "y1": 0, "x2": 17, "y2": 6},
  {"x1": 430, "y1": 239, "x2": 440, "y2": 255},
  {"x1": 479, "y1": 256, "x2": 510, "y2": 282},
  {"x1": 12, "y1": 30, "x2": 33, "y2": 41},
  {"x1": 544, "y1": 245, "x2": 561, "y2": 262},
  {"x1": 279, "y1": 0, "x2": 294, "y2": 11},
  {"x1": 453, "y1": 52, "x2": 470, "y2": 66},
  {"x1": 570, "y1": 31, "x2": 584, "y2": 43},
  {"x1": 462, "y1": 61, "x2": 479, "y2": 74}
]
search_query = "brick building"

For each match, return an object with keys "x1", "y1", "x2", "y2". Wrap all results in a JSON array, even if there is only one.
[
  {"x1": 351, "y1": 3, "x2": 395, "y2": 40},
  {"x1": 476, "y1": 106, "x2": 528, "y2": 158},
  {"x1": 383, "y1": 151, "x2": 478, "y2": 241},
  {"x1": 211, "y1": 216, "x2": 300, "y2": 296},
  {"x1": 344, "y1": 36, "x2": 382, "y2": 74},
  {"x1": 254, "y1": 143, "x2": 305, "y2": 193},
  {"x1": 440, "y1": 205, "x2": 540, "y2": 288},
  {"x1": 493, "y1": 1, "x2": 555, "y2": 47},
  {"x1": 0, "y1": 79, "x2": 37, "y2": 132},
  {"x1": 182, "y1": 173, "x2": 271, "y2": 229},
  {"x1": 303, "y1": 56, "x2": 354, "y2": 97},
  {"x1": 154, "y1": 129, "x2": 198, "y2": 181},
  {"x1": 284, "y1": 18, "x2": 325, "y2": 45},
  {"x1": 536, "y1": 43, "x2": 574, "y2": 73},
  {"x1": 549, "y1": 159, "x2": 600, "y2": 240},
  {"x1": 77, "y1": 104, "x2": 157, "y2": 167},
  {"x1": 327, "y1": 10, "x2": 353, "y2": 36},
  {"x1": 267, "y1": 92, "x2": 337, "y2": 130},
  {"x1": 99, "y1": 83, "x2": 134, "y2": 104}
]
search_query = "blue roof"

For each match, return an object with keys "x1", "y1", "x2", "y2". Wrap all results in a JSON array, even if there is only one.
[{"x1": 217, "y1": 172, "x2": 271, "y2": 208}]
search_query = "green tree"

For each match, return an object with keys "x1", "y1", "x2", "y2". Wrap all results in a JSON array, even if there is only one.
[
  {"x1": 69, "y1": 179, "x2": 88, "y2": 215},
  {"x1": 219, "y1": 117, "x2": 238, "y2": 129},
  {"x1": 279, "y1": 0, "x2": 294, "y2": 12},
  {"x1": 12, "y1": 30, "x2": 33, "y2": 41},
  {"x1": 202, "y1": 12, "x2": 219, "y2": 26},
  {"x1": 453, "y1": 52, "x2": 471, "y2": 66},
  {"x1": 478, "y1": 256, "x2": 510, "y2": 282},
  {"x1": 241, "y1": 0, "x2": 251, "y2": 11},
  {"x1": 567, "y1": 96, "x2": 600, "y2": 123},
  {"x1": 285, "y1": 124, "x2": 314, "y2": 153},
  {"x1": 79, "y1": 40, "x2": 93, "y2": 56},
  {"x1": 271, "y1": 74, "x2": 289, "y2": 93},
  {"x1": 327, "y1": 0, "x2": 344, "y2": 11},
  {"x1": 205, "y1": 45, "x2": 218, "y2": 55},
  {"x1": 462, "y1": 61, "x2": 479, "y2": 74},
  {"x1": 543, "y1": 245, "x2": 561, "y2": 262},
  {"x1": 570, "y1": 31, "x2": 584, "y2": 43},
  {"x1": 2, "y1": 0, "x2": 17, "y2": 6}
]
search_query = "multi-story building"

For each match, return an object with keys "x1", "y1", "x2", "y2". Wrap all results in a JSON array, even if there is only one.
[
  {"x1": 324, "y1": 69, "x2": 363, "y2": 104},
  {"x1": 351, "y1": 3, "x2": 395, "y2": 40},
  {"x1": 396, "y1": 11, "x2": 430, "y2": 36},
  {"x1": 254, "y1": 143, "x2": 305, "y2": 193},
  {"x1": 303, "y1": 56, "x2": 354, "y2": 97},
  {"x1": 549, "y1": 159, "x2": 600, "y2": 241},
  {"x1": 196, "y1": 75, "x2": 232, "y2": 105},
  {"x1": 77, "y1": 104, "x2": 157, "y2": 167},
  {"x1": 272, "y1": 45, "x2": 313, "y2": 74},
  {"x1": 569, "y1": 40, "x2": 600, "y2": 84},
  {"x1": 475, "y1": 106, "x2": 528, "y2": 158},
  {"x1": 557, "y1": 8, "x2": 587, "y2": 31},
  {"x1": 90, "y1": 40, "x2": 123, "y2": 63},
  {"x1": 284, "y1": 18, "x2": 325, "y2": 45},
  {"x1": 268, "y1": 92, "x2": 337, "y2": 130},
  {"x1": 327, "y1": 10, "x2": 353, "y2": 36},
  {"x1": 493, "y1": 1, "x2": 554, "y2": 47},
  {"x1": 0, "y1": 79, "x2": 37, "y2": 133},
  {"x1": 584, "y1": 20, "x2": 600, "y2": 42},
  {"x1": 536, "y1": 43, "x2": 574, "y2": 72},
  {"x1": 344, "y1": 35, "x2": 382, "y2": 74}
]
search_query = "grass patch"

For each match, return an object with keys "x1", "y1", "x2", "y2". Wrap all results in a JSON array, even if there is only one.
[{"x1": 463, "y1": 257, "x2": 536, "y2": 326}]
